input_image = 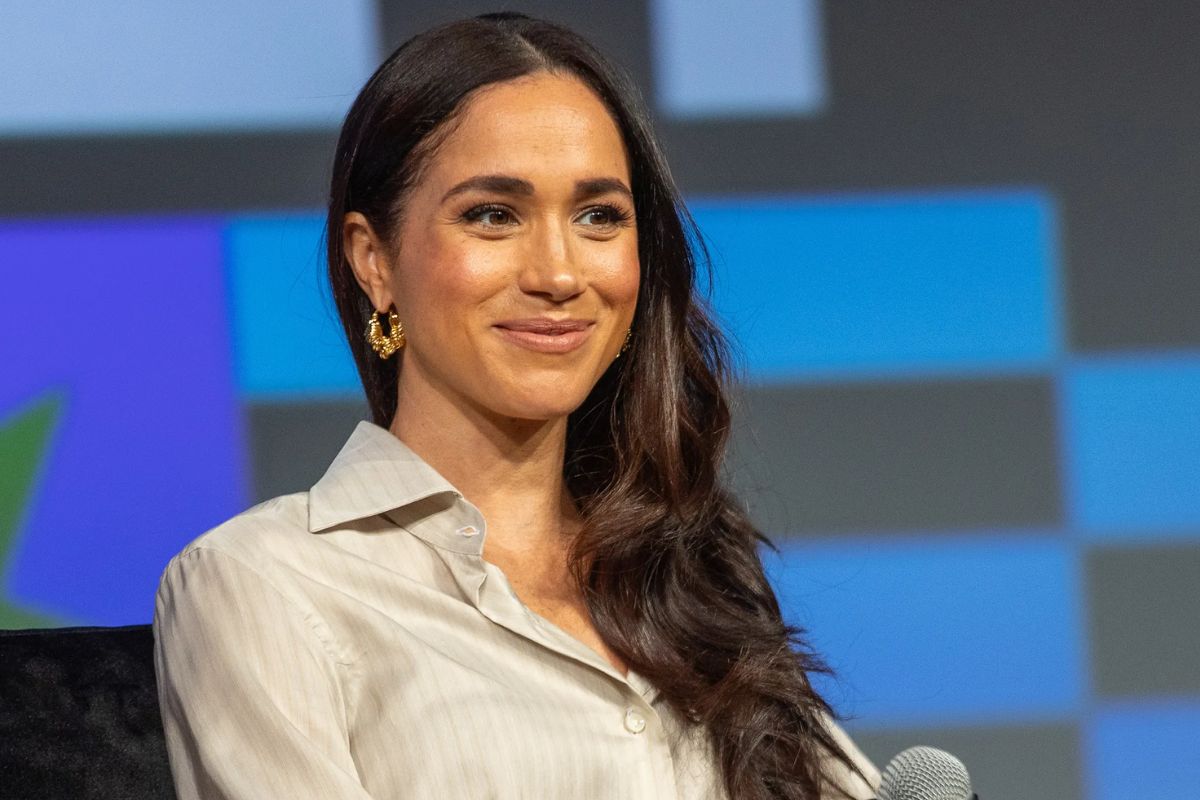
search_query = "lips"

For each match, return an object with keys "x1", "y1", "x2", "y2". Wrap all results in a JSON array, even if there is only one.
[
  {"x1": 493, "y1": 318, "x2": 595, "y2": 354},
  {"x1": 494, "y1": 318, "x2": 592, "y2": 334}
]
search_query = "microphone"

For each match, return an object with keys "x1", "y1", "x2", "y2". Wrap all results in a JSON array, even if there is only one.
[{"x1": 876, "y1": 746, "x2": 977, "y2": 800}]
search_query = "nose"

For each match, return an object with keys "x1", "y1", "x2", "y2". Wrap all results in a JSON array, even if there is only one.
[{"x1": 517, "y1": 219, "x2": 584, "y2": 302}]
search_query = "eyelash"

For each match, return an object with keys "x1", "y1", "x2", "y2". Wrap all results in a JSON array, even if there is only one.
[
  {"x1": 461, "y1": 203, "x2": 633, "y2": 228},
  {"x1": 461, "y1": 204, "x2": 514, "y2": 226},
  {"x1": 579, "y1": 203, "x2": 634, "y2": 227}
]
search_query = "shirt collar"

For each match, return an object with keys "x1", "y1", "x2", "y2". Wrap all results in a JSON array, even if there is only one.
[{"x1": 308, "y1": 420, "x2": 463, "y2": 534}]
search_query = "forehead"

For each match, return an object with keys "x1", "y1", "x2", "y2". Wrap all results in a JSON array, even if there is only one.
[{"x1": 423, "y1": 72, "x2": 631, "y2": 186}]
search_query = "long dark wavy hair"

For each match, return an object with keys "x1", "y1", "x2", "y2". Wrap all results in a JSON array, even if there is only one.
[{"x1": 325, "y1": 12, "x2": 863, "y2": 800}]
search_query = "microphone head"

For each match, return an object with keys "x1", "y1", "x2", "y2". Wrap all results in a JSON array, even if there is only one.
[{"x1": 877, "y1": 745, "x2": 973, "y2": 800}]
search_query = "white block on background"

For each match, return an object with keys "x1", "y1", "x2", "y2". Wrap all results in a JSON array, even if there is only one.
[
  {"x1": 651, "y1": 0, "x2": 827, "y2": 118},
  {"x1": 0, "y1": 0, "x2": 379, "y2": 135}
]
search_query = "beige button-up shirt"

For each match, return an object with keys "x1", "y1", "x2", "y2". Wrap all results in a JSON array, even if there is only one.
[{"x1": 153, "y1": 421, "x2": 880, "y2": 799}]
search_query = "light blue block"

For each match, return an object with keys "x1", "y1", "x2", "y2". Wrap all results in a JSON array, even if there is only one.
[
  {"x1": 226, "y1": 213, "x2": 360, "y2": 397},
  {"x1": 764, "y1": 535, "x2": 1086, "y2": 727},
  {"x1": 0, "y1": 1, "x2": 378, "y2": 135},
  {"x1": 1087, "y1": 701, "x2": 1200, "y2": 800},
  {"x1": 691, "y1": 190, "x2": 1062, "y2": 382},
  {"x1": 1060, "y1": 354, "x2": 1200, "y2": 536},
  {"x1": 651, "y1": 0, "x2": 827, "y2": 118}
]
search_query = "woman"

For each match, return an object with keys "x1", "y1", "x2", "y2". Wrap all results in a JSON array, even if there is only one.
[{"x1": 153, "y1": 12, "x2": 880, "y2": 800}]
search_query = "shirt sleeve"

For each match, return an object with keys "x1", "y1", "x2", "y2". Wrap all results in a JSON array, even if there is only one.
[{"x1": 153, "y1": 546, "x2": 374, "y2": 800}]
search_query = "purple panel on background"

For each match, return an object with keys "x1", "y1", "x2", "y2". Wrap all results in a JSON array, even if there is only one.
[{"x1": 0, "y1": 217, "x2": 248, "y2": 625}]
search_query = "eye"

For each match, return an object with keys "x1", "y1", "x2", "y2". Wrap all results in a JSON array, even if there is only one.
[
  {"x1": 577, "y1": 204, "x2": 633, "y2": 228},
  {"x1": 462, "y1": 204, "x2": 516, "y2": 227}
]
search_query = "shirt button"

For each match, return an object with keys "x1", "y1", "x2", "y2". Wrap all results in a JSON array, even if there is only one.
[
  {"x1": 456, "y1": 525, "x2": 479, "y2": 537},
  {"x1": 623, "y1": 707, "x2": 646, "y2": 734}
]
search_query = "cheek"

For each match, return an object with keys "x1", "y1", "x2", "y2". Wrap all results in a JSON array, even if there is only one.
[
  {"x1": 596, "y1": 241, "x2": 641, "y2": 308},
  {"x1": 395, "y1": 237, "x2": 508, "y2": 322}
]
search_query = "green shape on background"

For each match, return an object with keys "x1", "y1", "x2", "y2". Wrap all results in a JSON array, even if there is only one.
[{"x1": 0, "y1": 392, "x2": 66, "y2": 628}]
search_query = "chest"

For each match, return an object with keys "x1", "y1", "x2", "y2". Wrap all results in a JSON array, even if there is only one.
[
  {"x1": 504, "y1": 577, "x2": 630, "y2": 677},
  {"x1": 339, "y1": 592, "x2": 711, "y2": 798},
  {"x1": 314, "y1": 532, "x2": 723, "y2": 799}
]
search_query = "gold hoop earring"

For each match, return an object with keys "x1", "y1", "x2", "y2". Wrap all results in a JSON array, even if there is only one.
[{"x1": 366, "y1": 307, "x2": 406, "y2": 359}]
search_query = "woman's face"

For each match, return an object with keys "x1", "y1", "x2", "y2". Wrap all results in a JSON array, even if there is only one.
[{"x1": 348, "y1": 72, "x2": 639, "y2": 425}]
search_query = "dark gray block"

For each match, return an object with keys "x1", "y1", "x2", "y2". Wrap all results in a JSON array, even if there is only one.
[
  {"x1": 852, "y1": 722, "x2": 1082, "y2": 800},
  {"x1": 727, "y1": 378, "x2": 1063, "y2": 535},
  {"x1": 377, "y1": 0, "x2": 654, "y2": 94},
  {"x1": 1088, "y1": 544, "x2": 1200, "y2": 697},
  {"x1": 0, "y1": 130, "x2": 337, "y2": 216},
  {"x1": 246, "y1": 399, "x2": 370, "y2": 503}
]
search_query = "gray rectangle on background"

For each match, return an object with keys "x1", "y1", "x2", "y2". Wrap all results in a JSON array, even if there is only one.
[
  {"x1": 1088, "y1": 544, "x2": 1200, "y2": 697},
  {"x1": 853, "y1": 722, "x2": 1082, "y2": 800},
  {"x1": 246, "y1": 399, "x2": 370, "y2": 504},
  {"x1": 0, "y1": 131, "x2": 337, "y2": 216},
  {"x1": 726, "y1": 377, "x2": 1063, "y2": 535}
]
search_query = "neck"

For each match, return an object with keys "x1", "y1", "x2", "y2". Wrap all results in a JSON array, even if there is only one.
[{"x1": 388, "y1": 369, "x2": 578, "y2": 561}]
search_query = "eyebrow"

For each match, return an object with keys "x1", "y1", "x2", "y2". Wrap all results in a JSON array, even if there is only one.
[
  {"x1": 574, "y1": 177, "x2": 634, "y2": 203},
  {"x1": 440, "y1": 174, "x2": 634, "y2": 204}
]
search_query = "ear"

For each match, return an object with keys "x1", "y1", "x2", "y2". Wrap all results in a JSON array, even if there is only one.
[{"x1": 342, "y1": 211, "x2": 396, "y2": 311}]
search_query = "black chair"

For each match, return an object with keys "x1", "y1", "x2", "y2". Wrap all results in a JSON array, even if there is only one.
[{"x1": 0, "y1": 624, "x2": 175, "y2": 800}]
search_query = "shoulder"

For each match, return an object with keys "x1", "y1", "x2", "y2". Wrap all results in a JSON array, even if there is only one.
[
  {"x1": 153, "y1": 492, "x2": 349, "y2": 658},
  {"x1": 156, "y1": 492, "x2": 316, "y2": 599},
  {"x1": 151, "y1": 495, "x2": 352, "y2": 696},
  {"x1": 170, "y1": 492, "x2": 308, "y2": 563}
]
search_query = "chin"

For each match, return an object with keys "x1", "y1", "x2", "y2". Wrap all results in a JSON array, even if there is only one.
[
  {"x1": 494, "y1": 399, "x2": 585, "y2": 422},
  {"x1": 478, "y1": 367, "x2": 601, "y2": 421},
  {"x1": 485, "y1": 385, "x2": 590, "y2": 422}
]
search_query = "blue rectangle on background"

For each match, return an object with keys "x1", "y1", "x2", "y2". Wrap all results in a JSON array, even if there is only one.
[
  {"x1": 764, "y1": 535, "x2": 1086, "y2": 728},
  {"x1": 690, "y1": 190, "x2": 1062, "y2": 382},
  {"x1": 651, "y1": 0, "x2": 827, "y2": 118},
  {"x1": 0, "y1": 217, "x2": 247, "y2": 625},
  {"x1": 1060, "y1": 354, "x2": 1200, "y2": 537},
  {"x1": 1087, "y1": 701, "x2": 1200, "y2": 800},
  {"x1": 1, "y1": 1, "x2": 378, "y2": 135},
  {"x1": 226, "y1": 213, "x2": 361, "y2": 397}
]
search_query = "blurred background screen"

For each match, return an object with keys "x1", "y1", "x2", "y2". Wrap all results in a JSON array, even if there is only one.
[{"x1": 2, "y1": 3, "x2": 1198, "y2": 798}]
